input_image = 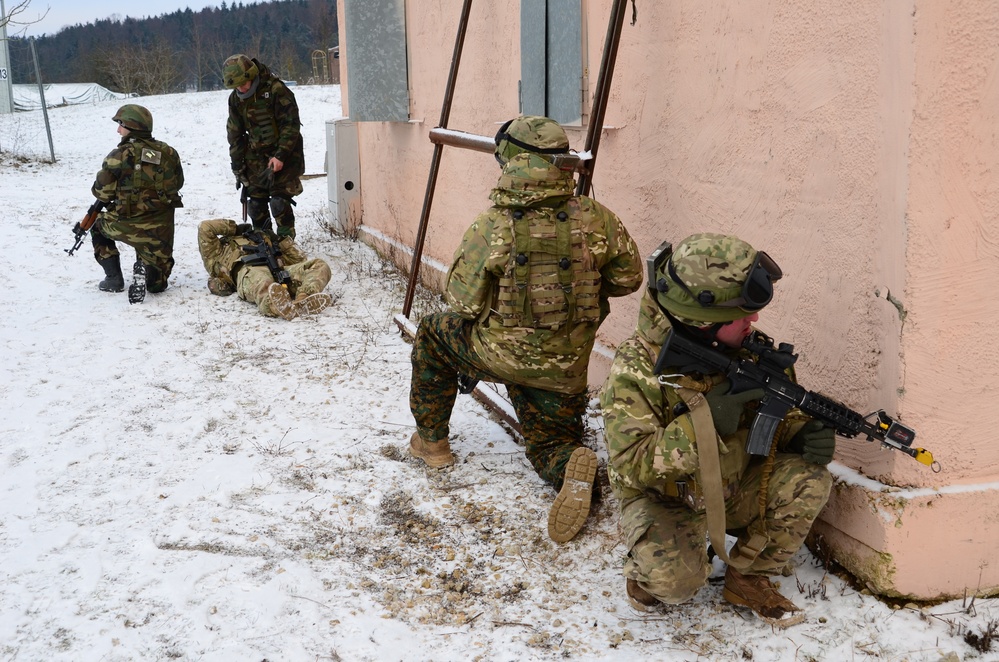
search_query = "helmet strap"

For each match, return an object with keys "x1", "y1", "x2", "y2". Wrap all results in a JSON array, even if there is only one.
[{"x1": 657, "y1": 302, "x2": 725, "y2": 346}]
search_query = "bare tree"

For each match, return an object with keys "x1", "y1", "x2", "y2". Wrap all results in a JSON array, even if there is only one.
[
  {"x1": 307, "y1": 0, "x2": 338, "y2": 50},
  {"x1": 135, "y1": 39, "x2": 182, "y2": 95},
  {"x1": 0, "y1": 0, "x2": 48, "y2": 34},
  {"x1": 203, "y1": 33, "x2": 239, "y2": 90},
  {"x1": 96, "y1": 38, "x2": 182, "y2": 95}
]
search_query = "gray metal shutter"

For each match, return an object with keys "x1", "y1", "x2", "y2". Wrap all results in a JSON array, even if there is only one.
[
  {"x1": 343, "y1": 0, "x2": 410, "y2": 122},
  {"x1": 545, "y1": 0, "x2": 581, "y2": 125},
  {"x1": 520, "y1": 0, "x2": 547, "y2": 116}
]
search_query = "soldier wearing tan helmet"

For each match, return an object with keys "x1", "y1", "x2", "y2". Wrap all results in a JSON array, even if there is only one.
[
  {"x1": 408, "y1": 115, "x2": 643, "y2": 545},
  {"x1": 223, "y1": 54, "x2": 304, "y2": 239},
  {"x1": 88, "y1": 104, "x2": 184, "y2": 302},
  {"x1": 600, "y1": 233, "x2": 834, "y2": 624}
]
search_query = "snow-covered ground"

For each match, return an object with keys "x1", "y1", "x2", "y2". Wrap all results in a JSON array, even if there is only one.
[{"x1": 1, "y1": 87, "x2": 997, "y2": 661}]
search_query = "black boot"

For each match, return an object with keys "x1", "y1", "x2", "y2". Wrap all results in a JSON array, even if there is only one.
[
  {"x1": 128, "y1": 260, "x2": 146, "y2": 304},
  {"x1": 145, "y1": 263, "x2": 168, "y2": 294},
  {"x1": 97, "y1": 255, "x2": 125, "y2": 292}
]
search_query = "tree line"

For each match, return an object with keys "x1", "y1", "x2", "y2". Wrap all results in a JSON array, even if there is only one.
[{"x1": 6, "y1": 0, "x2": 338, "y2": 95}]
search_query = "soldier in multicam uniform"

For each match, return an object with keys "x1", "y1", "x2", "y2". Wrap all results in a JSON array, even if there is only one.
[
  {"x1": 90, "y1": 104, "x2": 184, "y2": 301},
  {"x1": 408, "y1": 116, "x2": 643, "y2": 543},
  {"x1": 197, "y1": 219, "x2": 334, "y2": 320},
  {"x1": 600, "y1": 233, "x2": 835, "y2": 623},
  {"x1": 223, "y1": 54, "x2": 305, "y2": 239}
]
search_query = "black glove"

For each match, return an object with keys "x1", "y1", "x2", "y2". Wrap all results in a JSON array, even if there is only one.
[
  {"x1": 788, "y1": 420, "x2": 836, "y2": 465},
  {"x1": 702, "y1": 379, "x2": 764, "y2": 437},
  {"x1": 234, "y1": 223, "x2": 253, "y2": 236}
]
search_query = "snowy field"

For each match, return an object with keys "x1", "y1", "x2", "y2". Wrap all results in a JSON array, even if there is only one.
[{"x1": 1, "y1": 87, "x2": 997, "y2": 661}]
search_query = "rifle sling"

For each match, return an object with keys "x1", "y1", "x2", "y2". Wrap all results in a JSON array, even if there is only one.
[
  {"x1": 676, "y1": 386, "x2": 767, "y2": 571},
  {"x1": 637, "y1": 334, "x2": 769, "y2": 571}
]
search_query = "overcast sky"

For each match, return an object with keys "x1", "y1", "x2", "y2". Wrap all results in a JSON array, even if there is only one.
[{"x1": 7, "y1": 0, "x2": 268, "y2": 37}]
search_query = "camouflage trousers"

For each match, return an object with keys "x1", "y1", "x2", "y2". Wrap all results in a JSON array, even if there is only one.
[
  {"x1": 620, "y1": 454, "x2": 832, "y2": 604},
  {"x1": 92, "y1": 209, "x2": 175, "y2": 292},
  {"x1": 410, "y1": 312, "x2": 587, "y2": 489},
  {"x1": 236, "y1": 259, "x2": 331, "y2": 317},
  {"x1": 244, "y1": 154, "x2": 303, "y2": 238}
]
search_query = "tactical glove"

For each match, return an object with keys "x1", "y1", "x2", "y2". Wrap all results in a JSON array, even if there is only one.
[
  {"x1": 703, "y1": 380, "x2": 765, "y2": 437},
  {"x1": 234, "y1": 223, "x2": 253, "y2": 236},
  {"x1": 788, "y1": 420, "x2": 836, "y2": 465}
]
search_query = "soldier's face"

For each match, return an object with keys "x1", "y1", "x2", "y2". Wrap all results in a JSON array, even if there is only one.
[
  {"x1": 237, "y1": 80, "x2": 253, "y2": 93},
  {"x1": 117, "y1": 124, "x2": 130, "y2": 138},
  {"x1": 713, "y1": 312, "x2": 759, "y2": 348}
]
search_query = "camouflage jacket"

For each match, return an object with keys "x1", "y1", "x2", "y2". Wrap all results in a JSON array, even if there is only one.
[
  {"x1": 599, "y1": 290, "x2": 808, "y2": 505},
  {"x1": 446, "y1": 153, "x2": 642, "y2": 394},
  {"x1": 92, "y1": 132, "x2": 184, "y2": 217},
  {"x1": 226, "y1": 59, "x2": 305, "y2": 178},
  {"x1": 197, "y1": 218, "x2": 308, "y2": 295}
]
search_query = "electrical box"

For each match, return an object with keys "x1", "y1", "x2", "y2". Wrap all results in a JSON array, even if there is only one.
[{"x1": 326, "y1": 118, "x2": 361, "y2": 233}]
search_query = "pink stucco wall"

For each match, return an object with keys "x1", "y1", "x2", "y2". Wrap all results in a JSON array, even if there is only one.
[{"x1": 335, "y1": 0, "x2": 999, "y2": 599}]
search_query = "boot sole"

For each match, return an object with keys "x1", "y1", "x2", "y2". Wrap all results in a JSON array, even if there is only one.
[
  {"x1": 547, "y1": 447, "x2": 597, "y2": 543},
  {"x1": 295, "y1": 293, "x2": 333, "y2": 316},
  {"x1": 268, "y1": 283, "x2": 297, "y2": 321}
]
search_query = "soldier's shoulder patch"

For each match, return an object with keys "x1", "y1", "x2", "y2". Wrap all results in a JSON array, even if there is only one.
[{"x1": 140, "y1": 148, "x2": 162, "y2": 165}]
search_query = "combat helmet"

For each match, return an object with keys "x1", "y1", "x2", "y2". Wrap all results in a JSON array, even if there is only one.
[
  {"x1": 112, "y1": 104, "x2": 153, "y2": 132},
  {"x1": 494, "y1": 115, "x2": 570, "y2": 166},
  {"x1": 647, "y1": 233, "x2": 783, "y2": 326},
  {"x1": 222, "y1": 54, "x2": 259, "y2": 89}
]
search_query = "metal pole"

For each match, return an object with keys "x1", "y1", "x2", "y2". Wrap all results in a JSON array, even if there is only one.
[
  {"x1": 401, "y1": 0, "x2": 474, "y2": 318},
  {"x1": 575, "y1": 0, "x2": 629, "y2": 197},
  {"x1": 428, "y1": 127, "x2": 592, "y2": 172},
  {"x1": 29, "y1": 36, "x2": 55, "y2": 162}
]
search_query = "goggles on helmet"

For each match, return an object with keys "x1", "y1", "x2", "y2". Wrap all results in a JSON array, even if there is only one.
[
  {"x1": 647, "y1": 239, "x2": 783, "y2": 313},
  {"x1": 494, "y1": 118, "x2": 570, "y2": 166}
]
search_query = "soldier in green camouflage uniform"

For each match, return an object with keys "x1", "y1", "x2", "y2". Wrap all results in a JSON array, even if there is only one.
[
  {"x1": 409, "y1": 116, "x2": 643, "y2": 544},
  {"x1": 600, "y1": 233, "x2": 835, "y2": 622},
  {"x1": 223, "y1": 54, "x2": 305, "y2": 239},
  {"x1": 90, "y1": 104, "x2": 184, "y2": 297},
  {"x1": 197, "y1": 218, "x2": 333, "y2": 320}
]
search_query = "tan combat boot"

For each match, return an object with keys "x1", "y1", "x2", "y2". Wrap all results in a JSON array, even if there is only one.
[
  {"x1": 294, "y1": 292, "x2": 333, "y2": 316},
  {"x1": 723, "y1": 566, "x2": 803, "y2": 624},
  {"x1": 547, "y1": 446, "x2": 598, "y2": 543},
  {"x1": 626, "y1": 579, "x2": 661, "y2": 613},
  {"x1": 409, "y1": 431, "x2": 455, "y2": 468},
  {"x1": 267, "y1": 283, "x2": 297, "y2": 321}
]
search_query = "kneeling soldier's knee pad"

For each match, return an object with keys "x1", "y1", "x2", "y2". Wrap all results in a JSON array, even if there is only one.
[
  {"x1": 246, "y1": 197, "x2": 271, "y2": 230},
  {"x1": 270, "y1": 196, "x2": 295, "y2": 238}
]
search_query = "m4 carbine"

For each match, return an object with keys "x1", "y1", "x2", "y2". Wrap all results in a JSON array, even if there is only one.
[
  {"x1": 654, "y1": 327, "x2": 940, "y2": 472},
  {"x1": 238, "y1": 228, "x2": 294, "y2": 294}
]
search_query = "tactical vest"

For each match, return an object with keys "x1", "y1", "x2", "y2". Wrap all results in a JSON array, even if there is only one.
[
  {"x1": 118, "y1": 138, "x2": 182, "y2": 215},
  {"x1": 241, "y1": 80, "x2": 282, "y2": 151},
  {"x1": 494, "y1": 201, "x2": 602, "y2": 331}
]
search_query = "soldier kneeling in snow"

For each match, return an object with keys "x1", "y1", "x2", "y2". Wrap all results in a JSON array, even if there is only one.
[{"x1": 197, "y1": 218, "x2": 333, "y2": 320}]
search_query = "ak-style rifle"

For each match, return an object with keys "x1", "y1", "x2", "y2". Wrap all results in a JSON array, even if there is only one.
[{"x1": 65, "y1": 200, "x2": 106, "y2": 256}]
